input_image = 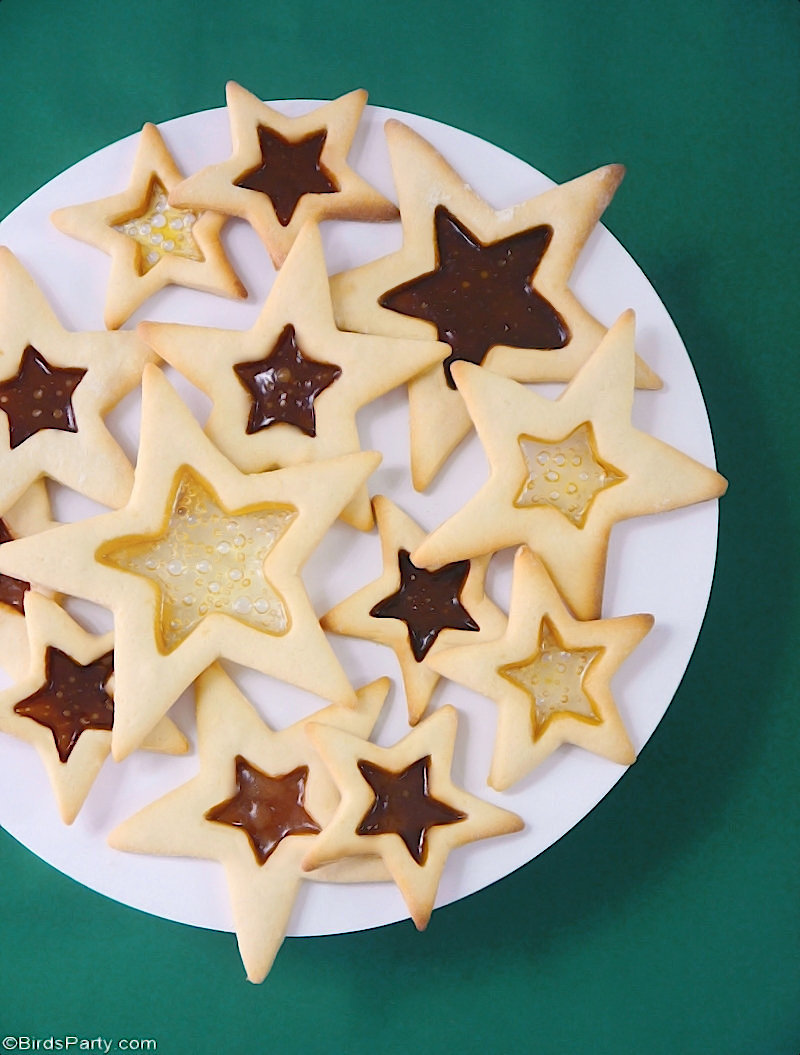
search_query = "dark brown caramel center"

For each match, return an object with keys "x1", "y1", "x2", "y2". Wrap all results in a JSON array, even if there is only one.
[
  {"x1": 369, "y1": 549, "x2": 479, "y2": 662},
  {"x1": 234, "y1": 126, "x2": 338, "y2": 226},
  {"x1": 356, "y1": 755, "x2": 466, "y2": 865},
  {"x1": 13, "y1": 647, "x2": 114, "y2": 762},
  {"x1": 233, "y1": 324, "x2": 341, "y2": 437},
  {"x1": 205, "y1": 756, "x2": 321, "y2": 866},
  {"x1": 0, "y1": 346, "x2": 86, "y2": 449},
  {"x1": 379, "y1": 206, "x2": 569, "y2": 387}
]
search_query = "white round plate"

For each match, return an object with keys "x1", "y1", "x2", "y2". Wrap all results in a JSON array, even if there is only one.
[{"x1": 0, "y1": 102, "x2": 719, "y2": 936}]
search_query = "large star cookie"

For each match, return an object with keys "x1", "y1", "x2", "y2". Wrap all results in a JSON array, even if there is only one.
[
  {"x1": 169, "y1": 83, "x2": 398, "y2": 268},
  {"x1": 428, "y1": 547, "x2": 653, "y2": 788},
  {"x1": 0, "y1": 364, "x2": 379, "y2": 759},
  {"x1": 138, "y1": 221, "x2": 447, "y2": 530},
  {"x1": 109, "y1": 665, "x2": 390, "y2": 983},
  {"x1": 0, "y1": 249, "x2": 153, "y2": 512},
  {"x1": 412, "y1": 311, "x2": 727, "y2": 620},
  {"x1": 330, "y1": 119, "x2": 661, "y2": 489},
  {"x1": 0, "y1": 592, "x2": 186, "y2": 823},
  {"x1": 322, "y1": 495, "x2": 506, "y2": 723},
  {"x1": 50, "y1": 121, "x2": 246, "y2": 329},
  {"x1": 302, "y1": 704, "x2": 523, "y2": 929}
]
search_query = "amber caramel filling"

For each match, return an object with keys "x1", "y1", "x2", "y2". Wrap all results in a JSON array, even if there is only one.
[
  {"x1": 14, "y1": 647, "x2": 115, "y2": 762},
  {"x1": 97, "y1": 468, "x2": 296, "y2": 652},
  {"x1": 206, "y1": 756, "x2": 320, "y2": 866},
  {"x1": 514, "y1": 422, "x2": 625, "y2": 526},
  {"x1": 113, "y1": 178, "x2": 204, "y2": 274},
  {"x1": 499, "y1": 618, "x2": 601, "y2": 739}
]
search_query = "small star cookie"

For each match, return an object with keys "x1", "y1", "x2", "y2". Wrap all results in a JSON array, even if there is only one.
[
  {"x1": 109, "y1": 665, "x2": 391, "y2": 983},
  {"x1": 412, "y1": 311, "x2": 727, "y2": 620},
  {"x1": 0, "y1": 364, "x2": 380, "y2": 760},
  {"x1": 322, "y1": 495, "x2": 506, "y2": 723},
  {"x1": 50, "y1": 121, "x2": 246, "y2": 329},
  {"x1": 138, "y1": 221, "x2": 447, "y2": 530},
  {"x1": 0, "y1": 592, "x2": 187, "y2": 824},
  {"x1": 428, "y1": 547, "x2": 654, "y2": 788},
  {"x1": 0, "y1": 249, "x2": 154, "y2": 511},
  {"x1": 302, "y1": 704, "x2": 523, "y2": 930},
  {"x1": 330, "y1": 119, "x2": 661, "y2": 489},
  {"x1": 169, "y1": 83, "x2": 398, "y2": 268}
]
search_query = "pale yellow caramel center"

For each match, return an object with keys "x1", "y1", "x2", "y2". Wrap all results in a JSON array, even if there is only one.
[
  {"x1": 98, "y1": 468, "x2": 297, "y2": 652},
  {"x1": 514, "y1": 422, "x2": 625, "y2": 527},
  {"x1": 113, "y1": 178, "x2": 204, "y2": 274},
  {"x1": 499, "y1": 618, "x2": 601, "y2": 738}
]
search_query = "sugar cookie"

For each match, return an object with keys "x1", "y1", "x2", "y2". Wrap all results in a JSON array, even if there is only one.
[
  {"x1": 51, "y1": 122, "x2": 246, "y2": 329},
  {"x1": 169, "y1": 83, "x2": 398, "y2": 268},
  {"x1": 331, "y1": 120, "x2": 661, "y2": 489},
  {"x1": 429, "y1": 547, "x2": 653, "y2": 788},
  {"x1": 412, "y1": 311, "x2": 727, "y2": 619},
  {"x1": 322, "y1": 495, "x2": 506, "y2": 723},
  {"x1": 302, "y1": 704, "x2": 523, "y2": 929}
]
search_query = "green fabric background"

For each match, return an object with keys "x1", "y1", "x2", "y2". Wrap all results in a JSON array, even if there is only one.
[{"x1": 0, "y1": 0, "x2": 797, "y2": 1052}]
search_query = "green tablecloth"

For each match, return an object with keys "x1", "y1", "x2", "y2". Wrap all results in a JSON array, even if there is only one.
[{"x1": 0, "y1": 1, "x2": 797, "y2": 1052}]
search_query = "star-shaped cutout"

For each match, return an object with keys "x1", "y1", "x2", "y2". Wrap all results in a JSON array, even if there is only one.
[
  {"x1": 138, "y1": 221, "x2": 446, "y2": 530},
  {"x1": 369, "y1": 550, "x2": 479, "y2": 662},
  {"x1": 356, "y1": 755, "x2": 466, "y2": 864},
  {"x1": 13, "y1": 645, "x2": 115, "y2": 762},
  {"x1": 233, "y1": 323, "x2": 342, "y2": 437},
  {"x1": 322, "y1": 495, "x2": 506, "y2": 723},
  {"x1": 0, "y1": 593, "x2": 186, "y2": 823},
  {"x1": 234, "y1": 126, "x2": 338, "y2": 225},
  {"x1": 99, "y1": 468, "x2": 296, "y2": 653},
  {"x1": 50, "y1": 121, "x2": 246, "y2": 329},
  {"x1": 0, "y1": 249, "x2": 154, "y2": 511},
  {"x1": 331, "y1": 119, "x2": 661, "y2": 489},
  {"x1": 0, "y1": 364, "x2": 380, "y2": 759},
  {"x1": 412, "y1": 311, "x2": 727, "y2": 620},
  {"x1": 205, "y1": 757, "x2": 321, "y2": 865},
  {"x1": 428, "y1": 548, "x2": 654, "y2": 788},
  {"x1": 109, "y1": 664, "x2": 390, "y2": 982},
  {"x1": 169, "y1": 82, "x2": 398, "y2": 268},
  {"x1": 498, "y1": 618, "x2": 602, "y2": 731},
  {"x1": 0, "y1": 346, "x2": 86, "y2": 449},
  {"x1": 302, "y1": 704, "x2": 523, "y2": 930},
  {"x1": 380, "y1": 207, "x2": 568, "y2": 387}
]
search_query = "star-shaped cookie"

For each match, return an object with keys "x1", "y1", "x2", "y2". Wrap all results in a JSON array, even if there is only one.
[
  {"x1": 412, "y1": 311, "x2": 727, "y2": 620},
  {"x1": 302, "y1": 704, "x2": 523, "y2": 929},
  {"x1": 0, "y1": 249, "x2": 154, "y2": 512},
  {"x1": 428, "y1": 547, "x2": 654, "y2": 789},
  {"x1": 50, "y1": 121, "x2": 246, "y2": 329},
  {"x1": 0, "y1": 592, "x2": 187, "y2": 823},
  {"x1": 109, "y1": 665, "x2": 391, "y2": 983},
  {"x1": 168, "y1": 83, "x2": 398, "y2": 268},
  {"x1": 0, "y1": 364, "x2": 380, "y2": 759},
  {"x1": 321, "y1": 495, "x2": 506, "y2": 723},
  {"x1": 0, "y1": 481, "x2": 55, "y2": 681},
  {"x1": 330, "y1": 119, "x2": 661, "y2": 489},
  {"x1": 138, "y1": 221, "x2": 447, "y2": 530}
]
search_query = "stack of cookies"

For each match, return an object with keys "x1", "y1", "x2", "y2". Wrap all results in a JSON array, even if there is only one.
[{"x1": 0, "y1": 83, "x2": 726, "y2": 982}]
